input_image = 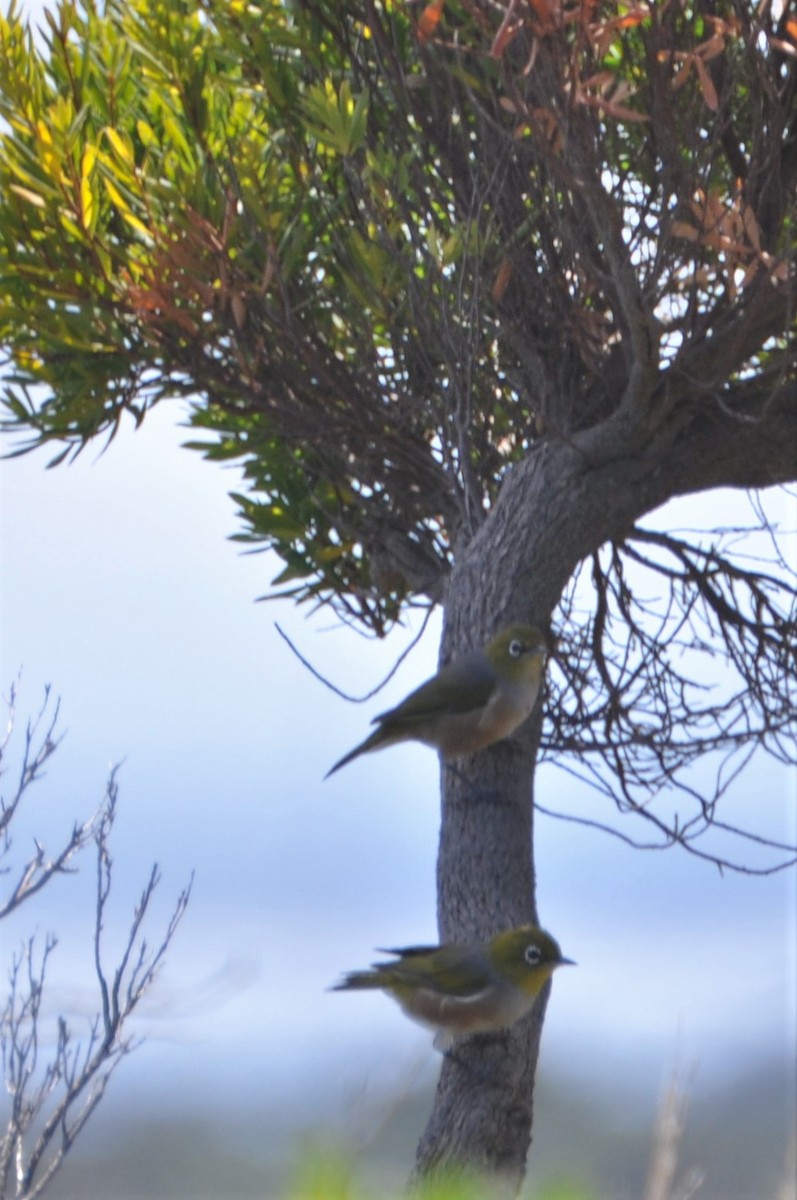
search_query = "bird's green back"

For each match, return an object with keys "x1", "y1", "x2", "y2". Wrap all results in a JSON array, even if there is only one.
[
  {"x1": 371, "y1": 943, "x2": 496, "y2": 997},
  {"x1": 373, "y1": 654, "x2": 497, "y2": 727}
]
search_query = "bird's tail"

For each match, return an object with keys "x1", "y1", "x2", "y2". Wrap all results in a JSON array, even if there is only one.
[
  {"x1": 330, "y1": 969, "x2": 383, "y2": 991},
  {"x1": 324, "y1": 729, "x2": 382, "y2": 779}
]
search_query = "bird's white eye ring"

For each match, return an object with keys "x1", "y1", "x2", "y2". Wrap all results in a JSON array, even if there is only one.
[
  {"x1": 524, "y1": 944, "x2": 542, "y2": 966},
  {"x1": 509, "y1": 639, "x2": 523, "y2": 658}
]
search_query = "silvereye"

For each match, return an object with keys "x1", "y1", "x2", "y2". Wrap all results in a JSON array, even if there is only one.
[
  {"x1": 325, "y1": 624, "x2": 547, "y2": 778},
  {"x1": 333, "y1": 924, "x2": 572, "y2": 1050}
]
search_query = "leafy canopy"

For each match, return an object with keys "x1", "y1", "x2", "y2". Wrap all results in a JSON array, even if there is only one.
[
  {"x1": 3, "y1": 1, "x2": 793, "y2": 634},
  {"x1": 2, "y1": 2, "x2": 795, "y2": 871}
]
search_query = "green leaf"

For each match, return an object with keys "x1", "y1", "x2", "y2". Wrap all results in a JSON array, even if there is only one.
[{"x1": 8, "y1": 183, "x2": 46, "y2": 207}]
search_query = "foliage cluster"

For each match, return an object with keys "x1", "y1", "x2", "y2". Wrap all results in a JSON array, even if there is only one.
[{"x1": 2, "y1": 1, "x2": 794, "y2": 631}]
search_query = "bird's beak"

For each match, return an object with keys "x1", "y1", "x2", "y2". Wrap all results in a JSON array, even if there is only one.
[{"x1": 558, "y1": 957, "x2": 576, "y2": 967}]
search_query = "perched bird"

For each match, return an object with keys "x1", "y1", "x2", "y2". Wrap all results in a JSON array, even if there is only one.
[
  {"x1": 325, "y1": 623, "x2": 547, "y2": 777},
  {"x1": 332, "y1": 924, "x2": 573, "y2": 1050}
]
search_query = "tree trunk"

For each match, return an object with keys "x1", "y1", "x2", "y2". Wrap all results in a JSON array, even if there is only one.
[
  {"x1": 412, "y1": 437, "x2": 626, "y2": 1185},
  {"x1": 412, "y1": 382, "x2": 797, "y2": 1184},
  {"x1": 412, "y1": 729, "x2": 547, "y2": 1189}
]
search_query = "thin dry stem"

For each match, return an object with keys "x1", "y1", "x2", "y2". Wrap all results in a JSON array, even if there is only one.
[{"x1": 0, "y1": 686, "x2": 192, "y2": 1199}]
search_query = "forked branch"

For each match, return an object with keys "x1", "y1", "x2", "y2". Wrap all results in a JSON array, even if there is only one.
[
  {"x1": 541, "y1": 507, "x2": 796, "y2": 873},
  {"x1": 0, "y1": 688, "x2": 192, "y2": 1199}
]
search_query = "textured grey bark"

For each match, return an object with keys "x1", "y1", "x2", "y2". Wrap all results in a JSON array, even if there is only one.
[{"x1": 412, "y1": 373, "x2": 797, "y2": 1185}]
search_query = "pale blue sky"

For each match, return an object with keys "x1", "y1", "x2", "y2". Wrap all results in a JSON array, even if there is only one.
[{"x1": 1, "y1": 400, "x2": 795, "y2": 1137}]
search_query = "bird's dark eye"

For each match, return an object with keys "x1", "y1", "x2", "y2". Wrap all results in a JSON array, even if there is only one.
[
  {"x1": 524, "y1": 944, "x2": 542, "y2": 966},
  {"x1": 509, "y1": 639, "x2": 523, "y2": 658}
]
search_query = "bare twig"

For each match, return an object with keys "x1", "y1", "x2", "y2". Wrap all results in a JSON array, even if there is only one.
[
  {"x1": 0, "y1": 684, "x2": 99, "y2": 917},
  {"x1": 275, "y1": 608, "x2": 434, "y2": 702},
  {"x1": 539, "y1": 511, "x2": 797, "y2": 873},
  {"x1": 644, "y1": 1067, "x2": 705, "y2": 1200},
  {"x1": 0, "y1": 687, "x2": 192, "y2": 1199}
]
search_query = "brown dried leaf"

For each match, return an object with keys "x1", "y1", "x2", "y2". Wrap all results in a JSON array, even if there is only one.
[
  {"x1": 490, "y1": 0, "x2": 521, "y2": 61},
  {"x1": 580, "y1": 71, "x2": 616, "y2": 93},
  {"x1": 601, "y1": 99, "x2": 648, "y2": 123},
  {"x1": 741, "y1": 204, "x2": 762, "y2": 252},
  {"x1": 492, "y1": 257, "x2": 514, "y2": 302},
  {"x1": 769, "y1": 36, "x2": 797, "y2": 58},
  {"x1": 527, "y1": 105, "x2": 562, "y2": 151},
  {"x1": 417, "y1": 0, "x2": 444, "y2": 45},
  {"x1": 672, "y1": 221, "x2": 699, "y2": 241},
  {"x1": 670, "y1": 59, "x2": 693, "y2": 91},
  {"x1": 592, "y1": 9, "x2": 650, "y2": 59},
  {"x1": 697, "y1": 34, "x2": 728, "y2": 63},
  {"x1": 528, "y1": 0, "x2": 557, "y2": 26},
  {"x1": 738, "y1": 259, "x2": 761, "y2": 291},
  {"x1": 578, "y1": 92, "x2": 649, "y2": 123},
  {"x1": 693, "y1": 54, "x2": 719, "y2": 111},
  {"x1": 231, "y1": 293, "x2": 247, "y2": 330}
]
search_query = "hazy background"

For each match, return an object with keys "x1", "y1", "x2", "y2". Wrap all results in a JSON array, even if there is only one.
[{"x1": 1, "y1": 397, "x2": 795, "y2": 1199}]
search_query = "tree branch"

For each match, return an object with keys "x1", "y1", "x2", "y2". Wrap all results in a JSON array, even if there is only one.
[{"x1": 0, "y1": 687, "x2": 193, "y2": 1198}]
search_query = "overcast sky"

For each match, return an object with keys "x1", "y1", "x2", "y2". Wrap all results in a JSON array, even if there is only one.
[{"x1": 1, "y1": 399, "x2": 795, "y2": 1141}]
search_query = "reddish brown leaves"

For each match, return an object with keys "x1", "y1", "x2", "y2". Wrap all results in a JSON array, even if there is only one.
[
  {"x1": 673, "y1": 188, "x2": 791, "y2": 298},
  {"x1": 416, "y1": 0, "x2": 445, "y2": 45}
]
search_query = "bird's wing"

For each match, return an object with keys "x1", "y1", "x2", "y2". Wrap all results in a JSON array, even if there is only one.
[
  {"x1": 384, "y1": 945, "x2": 494, "y2": 998},
  {"x1": 373, "y1": 654, "x2": 495, "y2": 726},
  {"x1": 377, "y1": 944, "x2": 438, "y2": 958}
]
